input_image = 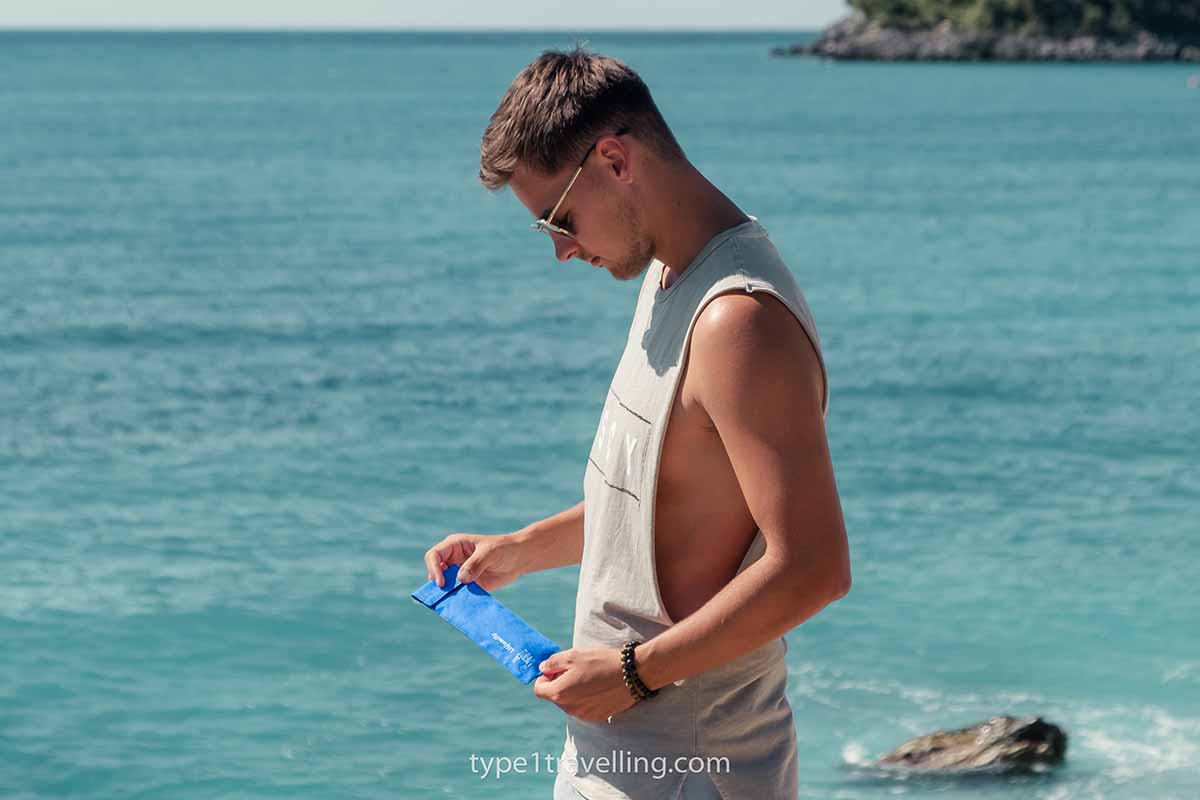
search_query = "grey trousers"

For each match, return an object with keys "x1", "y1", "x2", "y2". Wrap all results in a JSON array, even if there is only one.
[{"x1": 552, "y1": 769, "x2": 724, "y2": 799}]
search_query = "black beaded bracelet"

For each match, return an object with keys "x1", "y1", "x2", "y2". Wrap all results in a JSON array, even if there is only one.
[{"x1": 620, "y1": 640, "x2": 659, "y2": 701}]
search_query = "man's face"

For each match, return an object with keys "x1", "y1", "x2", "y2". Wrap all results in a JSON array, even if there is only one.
[{"x1": 510, "y1": 148, "x2": 655, "y2": 282}]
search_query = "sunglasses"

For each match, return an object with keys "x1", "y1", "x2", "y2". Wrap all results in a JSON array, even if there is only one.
[{"x1": 530, "y1": 126, "x2": 630, "y2": 240}]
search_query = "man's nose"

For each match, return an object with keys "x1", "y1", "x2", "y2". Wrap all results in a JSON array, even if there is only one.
[{"x1": 552, "y1": 234, "x2": 580, "y2": 263}]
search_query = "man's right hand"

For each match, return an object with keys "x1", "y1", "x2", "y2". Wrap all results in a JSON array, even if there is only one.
[{"x1": 423, "y1": 532, "x2": 527, "y2": 592}]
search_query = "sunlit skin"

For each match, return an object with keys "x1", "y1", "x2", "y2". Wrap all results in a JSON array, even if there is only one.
[
  {"x1": 498, "y1": 130, "x2": 852, "y2": 724},
  {"x1": 509, "y1": 131, "x2": 749, "y2": 288}
]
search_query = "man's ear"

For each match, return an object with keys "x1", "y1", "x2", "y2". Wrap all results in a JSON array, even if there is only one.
[{"x1": 599, "y1": 136, "x2": 634, "y2": 185}]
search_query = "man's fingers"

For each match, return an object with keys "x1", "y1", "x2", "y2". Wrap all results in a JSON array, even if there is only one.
[
  {"x1": 423, "y1": 551, "x2": 440, "y2": 586},
  {"x1": 423, "y1": 548, "x2": 442, "y2": 586},
  {"x1": 532, "y1": 675, "x2": 558, "y2": 701},
  {"x1": 423, "y1": 542, "x2": 456, "y2": 587},
  {"x1": 457, "y1": 555, "x2": 481, "y2": 584},
  {"x1": 423, "y1": 536, "x2": 473, "y2": 587},
  {"x1": 540, "y1": 649, "x2": 570, "y2": 674}
]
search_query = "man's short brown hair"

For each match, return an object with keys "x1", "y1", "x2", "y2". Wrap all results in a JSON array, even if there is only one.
[{"x1": 479, "y1": 46, "x2": 686, "y2": 191}]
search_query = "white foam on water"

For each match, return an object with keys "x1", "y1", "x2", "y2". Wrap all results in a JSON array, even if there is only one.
[
  {"x1": 1161, "y1": 662, "x2": 1199, "y2": 685},
  {"x1": 1075, "y1": 704, "x2": 1200, "y2": 784},
  {"x1": 840, "y1": 740, "x2": 872, "y2": 768}
]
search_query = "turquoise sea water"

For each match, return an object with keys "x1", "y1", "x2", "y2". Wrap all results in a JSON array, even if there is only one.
[{"x1": 1, "y1": 30, "x2": 1198, "y2": 799}]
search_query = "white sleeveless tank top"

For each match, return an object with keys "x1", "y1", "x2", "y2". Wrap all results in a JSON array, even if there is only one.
[{"x1": 557, "y1": 216, "x2": 829, "y2": 799}]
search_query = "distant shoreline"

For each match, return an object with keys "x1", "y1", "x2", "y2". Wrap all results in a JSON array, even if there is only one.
[
  {"x1": 773, "y1": 13, "x2": 1200, "y2": 62},
  {"x1": 0, "y1": 27, "x2": 825, "y2": 35}
]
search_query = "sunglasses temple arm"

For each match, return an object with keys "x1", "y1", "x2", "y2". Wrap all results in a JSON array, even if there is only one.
[{"x1": 545, "y1": 165, "x2": 584, "y2": 227}]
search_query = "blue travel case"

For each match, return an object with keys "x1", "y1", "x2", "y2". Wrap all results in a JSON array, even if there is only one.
[{"x1": 411, "y1": 564, "x2": 561, "y2": 684}]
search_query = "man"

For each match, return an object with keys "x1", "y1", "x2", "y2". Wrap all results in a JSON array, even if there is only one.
[{"x1": 423, "y1": 47, "x2": 851, "y2": 799}]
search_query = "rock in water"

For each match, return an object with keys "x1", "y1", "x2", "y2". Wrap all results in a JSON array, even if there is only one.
[{"x1": 877, "y1": 716, "x2": 1067, "y2": 773}]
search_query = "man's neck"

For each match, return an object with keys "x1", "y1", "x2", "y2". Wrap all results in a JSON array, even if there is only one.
[{"x1": 649, "y1": 164, "x2": 750, "y2": 290}]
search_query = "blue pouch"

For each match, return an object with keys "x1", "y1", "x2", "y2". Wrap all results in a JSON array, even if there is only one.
[{"x1": 410, "y1": 564, "x2": 561, "y2": 684}]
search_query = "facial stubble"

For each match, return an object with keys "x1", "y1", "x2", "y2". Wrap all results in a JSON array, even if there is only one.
[{"x1": 607, "y1": 194, "x2": 656, "y2": 282}]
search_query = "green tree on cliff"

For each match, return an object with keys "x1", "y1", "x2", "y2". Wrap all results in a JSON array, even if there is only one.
[{"x1": 848, "y1": 0, "x2": 1200, "y2": 39}]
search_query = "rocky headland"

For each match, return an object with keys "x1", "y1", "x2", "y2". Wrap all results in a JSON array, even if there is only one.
[{"x1": 773, "y1": 5, "x2": 1200, "y2": 62}]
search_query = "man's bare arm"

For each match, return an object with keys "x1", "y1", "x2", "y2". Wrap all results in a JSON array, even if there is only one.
[
  {"x1": 636, "y1": 292, "x2": 851, "y2": 691},
  {"x1": 424, "y1": 500, "x2": 583, "y2": 590},
  {"x1": 509, "y1": 499, "x2": 585, "y2": 574}
]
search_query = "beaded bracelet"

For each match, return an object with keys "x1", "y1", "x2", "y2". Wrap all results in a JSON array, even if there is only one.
[{"x1": 620, "y1": 640, "x2": 659, "y2": 701}]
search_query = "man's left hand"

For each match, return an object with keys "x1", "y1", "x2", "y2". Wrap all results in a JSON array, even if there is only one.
[{"x1": 532, "y1": 647, "x2": 640, "y2": 722}]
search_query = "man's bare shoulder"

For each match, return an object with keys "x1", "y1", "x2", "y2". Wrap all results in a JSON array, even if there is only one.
[{"x1": 689, "y1": 291, "x2": 824, "y2": 414}]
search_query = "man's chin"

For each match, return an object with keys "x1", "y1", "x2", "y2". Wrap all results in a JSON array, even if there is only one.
[{"x1": 607, "y1": 256, "x2": 652, "y2": 282}]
